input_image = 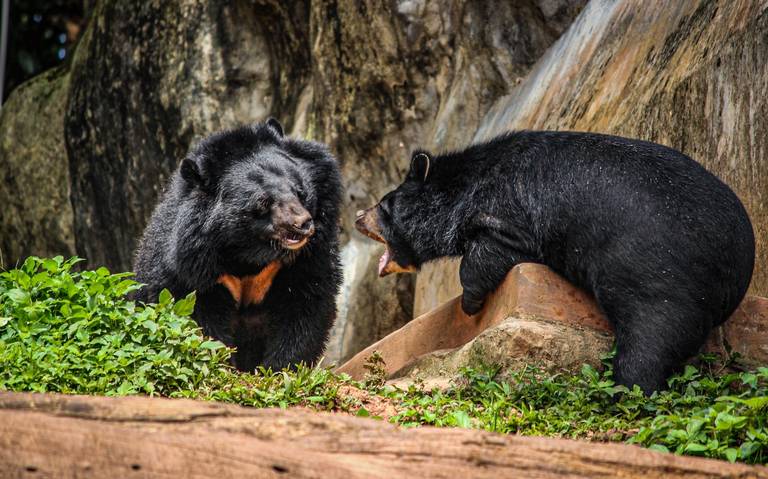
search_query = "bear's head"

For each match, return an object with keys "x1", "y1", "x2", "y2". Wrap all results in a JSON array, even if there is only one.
[
  {"x1": 179, "y1": 118, "x2": 319, "y2": 270},
  {"x1": 355, "y1": 151, "x2": 439, "y2": 276}
]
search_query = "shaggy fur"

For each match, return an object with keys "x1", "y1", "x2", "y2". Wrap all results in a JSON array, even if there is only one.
[
  {"x1": 356, "y1": 131, "x2": 755, "y2": 393},
  {"x1": 133, "y1": 120, "x2": 342, "y2": 372}
]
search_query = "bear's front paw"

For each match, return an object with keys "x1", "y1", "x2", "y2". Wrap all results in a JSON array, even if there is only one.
[{"x1": 461, "y1": 294, "x2": 485, "y2": 316}]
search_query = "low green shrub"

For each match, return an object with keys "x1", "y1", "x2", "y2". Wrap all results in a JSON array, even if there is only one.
[
  {"x1": 387, "y1": 360, "x2": 768, "y2": 464},
  {"x1": 1, "y1": 256, "x2": 767, "y2": 465},
  {"x1": 0, "y1": 256, "x2": 230, "y2": 396},
  {"x1": 0, "y1": 256, "x2": 349, "y2": 409}
]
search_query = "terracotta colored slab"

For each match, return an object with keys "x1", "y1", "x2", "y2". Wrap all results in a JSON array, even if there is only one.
[
  {"x1": 336, "y1": 263, "x2": 612, "y2": 379},
  {"x1": 713, "y1": 296, "x2": 768, "y2": 367},
  {"x1": 337, "y1": 263, "x2": 768, "y2": 380}
]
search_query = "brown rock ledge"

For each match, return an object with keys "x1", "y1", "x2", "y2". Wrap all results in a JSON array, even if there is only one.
[{"x1": 338, "y1": 263, "x2": 768, "y2": 382}]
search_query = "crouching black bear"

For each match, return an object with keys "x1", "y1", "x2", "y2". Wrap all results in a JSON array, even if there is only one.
[
  {"x1": 133, "y1": 119, "x2": 342, "y2": 372},
  {"x1": 355, "y1": 131, "x2": 755, "y2": 394}
]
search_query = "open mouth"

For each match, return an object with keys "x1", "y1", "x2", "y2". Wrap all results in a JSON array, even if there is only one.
[
  {"x1": 355, "y1": 208, "x2": 416, "y2": 277},
  {"x1": 282, "y1": 231, "x2": 310, "y2": 250},
  {"x1": 378, "y1": 246, "x2": 395, "y2": 276}
]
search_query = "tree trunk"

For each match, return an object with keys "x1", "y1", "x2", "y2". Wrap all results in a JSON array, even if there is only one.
[{"x1": 0, "y1": 392, "x2": 765, "y2": 478}]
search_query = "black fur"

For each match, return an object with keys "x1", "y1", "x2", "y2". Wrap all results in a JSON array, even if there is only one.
[
  {"x1": 132, "y1": 120, "x2": 342, "y2": 372},
  {"x1": 366, "y1": 131, "x2": 755, "y2": 393}
]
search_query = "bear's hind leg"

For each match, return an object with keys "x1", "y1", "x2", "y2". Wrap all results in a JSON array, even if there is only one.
[{"x1": 606, "y1": 298, "x2": 712, "y2": 395}]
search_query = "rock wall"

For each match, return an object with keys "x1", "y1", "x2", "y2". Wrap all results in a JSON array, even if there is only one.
[
  {"x1": 65, "y1": 1, "x2": 279, "y2": 269},
  {"x1": 311, "y1": 0, "x2": 585, "y2": 362},
  {"x1": 3, "y1": 0, "x2": 763, "y2": 365},
  {"x1": 0, "y1": 0, "x2": 584, "y2": 364},
  {"x1": 0, "y1": 67, "x2": 75, "y2": 268}
]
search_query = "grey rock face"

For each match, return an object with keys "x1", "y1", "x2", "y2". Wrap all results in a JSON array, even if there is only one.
[
  {"x1": 309, "y1": 0, "x2": 586, "y2": 362},
  {"x1": 34, "y1": 2, "x2": 768, "y2": 371},
  {"x1": 64, "y1": 1, "x2": 277, "y2": 269},
  {"x1": 0, "y1": 67, "x2": 75, "y2": 267}
]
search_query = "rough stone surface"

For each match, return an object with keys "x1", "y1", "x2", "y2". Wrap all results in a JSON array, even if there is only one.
[
  {"x1": 417, "y1": 0, "x2": 768, "y2": 312},
  {"x1": 7, "y1": 0, "x2": 765, "y2": 367},
  {"x1": 394, "y1": 318, "x2": 613, "y2": 382},
  {"x1": 0, "y1": 67, "x2": 75, "y2": 268},
  {"x1": 708, "y1": 296, "x2": 768, "y2": 368},
  {"x1": 310, "y1": 0, "x2": 586, "y2": 362},
  {"x1": 0, "y1": 0, "x2": 586, "y2": 365},
  {"x1": 64, "y1": 1, "x2": 277, "y2": 269},
  {"x1": 2, "y1": 392, "x2": 766, "y2": 478}
]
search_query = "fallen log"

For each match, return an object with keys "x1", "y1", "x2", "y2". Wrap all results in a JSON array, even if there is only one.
[{"x1": 0, "y1": 392, "x2": 765, "y2": 478}]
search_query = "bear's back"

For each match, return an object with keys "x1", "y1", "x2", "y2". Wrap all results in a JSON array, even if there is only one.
[
  {"x1": 487, "y1": 132, "x2": 750, "y2": 237},
  {"x1": 468, "y1": 131, "x2": 754, "y2": 319}
]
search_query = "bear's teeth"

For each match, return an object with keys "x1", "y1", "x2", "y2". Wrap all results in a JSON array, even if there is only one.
[{"x1": 378, "y1": 248, "x2": 391, "y2": 276}]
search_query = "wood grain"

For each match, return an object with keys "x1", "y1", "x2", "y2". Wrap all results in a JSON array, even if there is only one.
[{"x1": 0, "y1": 392, "x2": 765, "y2": 478}]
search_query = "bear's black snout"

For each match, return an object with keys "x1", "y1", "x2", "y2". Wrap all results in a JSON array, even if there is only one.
[
  {"x1": 354, "y1": 206, "x2": 386, "y2": 244},
  {"x1": 292, "y1": 217, "x2": 315, "y2": 236},
  {"x1": 273, "y1": 200, "x2": 315, "y2": 250}
]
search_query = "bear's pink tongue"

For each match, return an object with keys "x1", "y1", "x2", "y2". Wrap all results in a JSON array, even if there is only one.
[{"x1": 378, "y1": 248, "x2": 391, "y2": 277}]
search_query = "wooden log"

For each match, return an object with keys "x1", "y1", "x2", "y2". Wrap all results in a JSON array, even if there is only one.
[{"x1": 0, "y1": 392, "x2": 765, "y2": 478}]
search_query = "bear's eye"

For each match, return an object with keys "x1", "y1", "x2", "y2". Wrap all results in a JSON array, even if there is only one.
[
  {"x1": 379, "y1": 195, "x2": 395, "y2": 217},
  {"x1": 252, "y1": 195, "x2": 272, "y2": 216}
]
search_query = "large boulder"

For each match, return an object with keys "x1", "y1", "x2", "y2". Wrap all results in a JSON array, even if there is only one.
[
  {"x1": 64, "y1": 1, "x2": 277, "y2": 269},
  {"x1": 310, "y1": 0, "x2": 587, "y2": 362},
  {"x1": 5, "y1": 0, "x2": 765, "y2": 367},
  {"x1": 0, "y1": 67, "x2": 75, "y2": 266},
  {"x1": 0, "y1": 0, "x2": 587, "y2": 365}
]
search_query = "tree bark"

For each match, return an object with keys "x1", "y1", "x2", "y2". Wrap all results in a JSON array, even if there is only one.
[{"x1": 0, "y1": 392, "x2": 765, "y2": 478}]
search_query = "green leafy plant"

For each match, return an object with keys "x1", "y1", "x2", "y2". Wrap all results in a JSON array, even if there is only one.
[
  {"x1": 362, "y1": 350, "x2": 387, "y2": 389},
  {"x1": 1, "y1": 256, "x2": 767, "y2": 465},
  {"x1": 0, "y1": 256, "x2": 353, "y2": 409},
  {"x1": 0, "y1": 256, "x2": 230, "y2": 396},
  {"x1": 385, "y1": 359, "x2": 768, "y2": 464}
]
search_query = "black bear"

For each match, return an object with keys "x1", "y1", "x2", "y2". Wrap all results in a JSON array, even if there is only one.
[
  {"x1": 355, "y1": 131, "x2": 755, "y2": 393},
  {"x1": 133, "y1": 119, "x2": 342, "y2": 372}
]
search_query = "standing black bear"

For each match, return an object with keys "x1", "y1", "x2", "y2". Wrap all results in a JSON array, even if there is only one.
[
  {"x1": 355, "y1": 131, "x2": 755, "y2": 394},
  {"x1": 133, "y1": 119, "x2": 342, "y2": 372}
]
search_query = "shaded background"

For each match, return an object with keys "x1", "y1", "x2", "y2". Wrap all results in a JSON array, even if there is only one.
[
  {"x1": 1, "y1": 0, "x2": 766, "y2": 366},
  {"x1": 1, "y1": 0, "x2": 85, "y2": 103}
]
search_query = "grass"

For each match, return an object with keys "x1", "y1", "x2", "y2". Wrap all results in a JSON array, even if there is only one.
[{"x1": 1, "y1": 256, "x2": 767, "y2": 465}]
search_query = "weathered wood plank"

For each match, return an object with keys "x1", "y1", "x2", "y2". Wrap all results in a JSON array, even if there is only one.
[{"x1": 0, "y1": 392, "x2": 764, "y2": 478}]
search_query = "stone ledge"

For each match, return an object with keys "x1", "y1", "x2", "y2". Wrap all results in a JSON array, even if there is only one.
[{"x1": 336, "y1": 263, "x2": 768, "y2": 380}]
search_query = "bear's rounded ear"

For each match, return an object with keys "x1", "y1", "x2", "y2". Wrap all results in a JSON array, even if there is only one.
[
  {"x1": 409, "y1": 151, "x2": 431, "y2": 182},
  {"x1": 266, "y1": 117, "x2": 284, "y2": 137},
  {"x1": 180, "y1": 158, "x2": 203, "y2": 187}
]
